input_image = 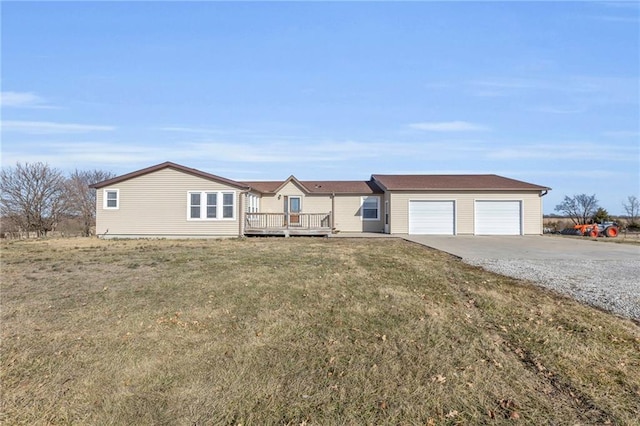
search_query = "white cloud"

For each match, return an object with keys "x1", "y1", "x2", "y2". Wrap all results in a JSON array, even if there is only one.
[
  {"x1": 409, "y1": 121, "x2": 489, "y2": 132},
  {"x1": 184, "y1": 140, "x2": 392, "y2": 163},
  {"x1": 471, "y1": 76, "x2": 639, "y2": 105},
  {"x1": 519, "y1": 170, "x2": 631, "y2": 179},
  {"x1": 593, "y1": 15, "x2": 639, "y2": 23},
  {"x1": 157, "y1": 126, "x2": 221, "y2": 134},
  {"x1": 0, "y1": 141, "x2": 163, "y2": 171},
  {"x1": 530, "y1": 106, "x2": 586, "y2": 114},
  {"x1": 187, "y1": 142, "x2": 327, "y2": 163},
  {"x1": 472, "y1": 78, "x2": 551, "y2": 92},
  {"x1": 185, "y1": 139, "x2": 488, "y2": 164},
  {"x1": 602, "y1": 130, "x2": 640, "y2": 138},
  {"x1": 2, "y1": 120, "x2": 115, "y2": 134},
  {"x1": 1, "y1": 137, "x2": 488, "y2": 173},
  {"x1": 0, "y1": 92, "x2": 56, "y2": 109},
  {"x1": 486, "y1": 142, "x2": 638, "y2": 162}
]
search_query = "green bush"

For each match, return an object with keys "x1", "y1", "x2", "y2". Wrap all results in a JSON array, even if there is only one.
[{"x1": 592, "y1": 207, "x2": 611, "y2": 223}]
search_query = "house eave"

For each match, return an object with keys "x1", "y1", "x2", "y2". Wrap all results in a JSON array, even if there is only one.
[
  {"x1": 90, "y1": 161, "x2": 251, "y2": 190},
  {"x1": 382, "y1": 187, "x2": 551, "y2": 192}
]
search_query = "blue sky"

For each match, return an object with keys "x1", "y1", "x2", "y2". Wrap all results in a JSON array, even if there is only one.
[{"x1": 1, "y1": 1, "x2": 638, "y2": 214}]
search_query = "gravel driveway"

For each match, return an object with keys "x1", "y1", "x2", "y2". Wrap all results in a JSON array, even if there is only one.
[{"x1": 403, "y1": 235, "x2": 640, "y2": 321}]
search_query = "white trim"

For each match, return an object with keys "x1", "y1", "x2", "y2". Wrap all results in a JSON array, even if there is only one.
[
  {"x1": 361, "y1": 196, "x2": 380, "y2": 221},
  {"x1": 103, "y1": 189, "x2": 119, "y2": 210},
  {"x1": 384, "y1": 200, "x2": 390, "y2": 233},
  {"x1": 246, "y1": 193, "x2": 260, "y2": 213},
  {"x1": 187, "y1": 190, "x2": 236, "y2": 221}
]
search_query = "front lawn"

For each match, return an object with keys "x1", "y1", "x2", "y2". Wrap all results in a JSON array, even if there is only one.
[{"x1": 1, "y1": 238, "x2": 638, "y2": 424}]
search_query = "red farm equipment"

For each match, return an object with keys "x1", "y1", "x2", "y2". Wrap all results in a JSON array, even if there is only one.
[{"x1": 573, "y1": 221, "x2": 619, "y2": 238}]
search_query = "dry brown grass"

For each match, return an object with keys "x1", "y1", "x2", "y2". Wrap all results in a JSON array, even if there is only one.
[
  {"x1": 1, "y1": 237, "x2": 639, "y2": 425},
  {"x1": 543, "y1": 218, "x2": 640, "y2": 244}
]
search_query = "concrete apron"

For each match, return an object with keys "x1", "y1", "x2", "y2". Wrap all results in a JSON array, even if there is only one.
[{"x1": 401, "y1": 235, "x2": 640, "y2": 261}]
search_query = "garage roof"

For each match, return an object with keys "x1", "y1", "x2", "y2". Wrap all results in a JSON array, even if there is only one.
[{"x1": 371, "y1": 174, "x2": 550, "y2": 191}]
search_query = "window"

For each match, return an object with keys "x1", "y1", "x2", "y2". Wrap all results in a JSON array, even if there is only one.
[
  {"x1": 206, "y1": 193, "x2": 217, "y2": 218},
  {"x1": 362, "y1": 196, "x2": 380, "y2": 220},
  {"x1": 188, "y1": 191, "x2": 235, "y2": 220},
  {"x1": 289, "y1": 196, "x2": 301, "y2": 214},
  {"x1": 190, "y1": 193, "x2": 201, "y2": 219},
  {"x1": 247, "y1": 194, "x2": 260, "y2": 213},
  {"x1": 104, "y1": 189, "x2": 119, "y2": 209},
  {"x1": 222, "y1": 193, "x2": 234, "y2": 218}
]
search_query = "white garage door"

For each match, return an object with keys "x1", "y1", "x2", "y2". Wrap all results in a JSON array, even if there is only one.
[
  {"x1": 409, "y1": 201, "x2": 455, "y2": 235},
  {"x1": 475, "y1": 201, "x2": 522, "y2": 235}
]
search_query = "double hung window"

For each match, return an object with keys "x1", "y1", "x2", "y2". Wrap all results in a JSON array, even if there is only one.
[
  {"x1": 206, "y1": 193, "x2": 217, "y2": 218},
  {"x1": 362, "y1": 196, "x2": 380, "y2": 220},
  {"x1": 104, "y1": 189, "x2": 119, "y2": 209}
]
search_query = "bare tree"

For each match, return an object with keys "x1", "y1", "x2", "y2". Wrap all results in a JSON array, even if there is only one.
[
  {"x1": 63, "y1": 169, "x2": 115, "y2": 236},
  {"x1": 554, "y1": 194, "x2": 599, "y2": 225},
  {"x1": 0, "y1": 162, "x2": 66, "y2": 237},
  {"x1": 622, "y1": 195, "x2": 639, "y2": 224}
]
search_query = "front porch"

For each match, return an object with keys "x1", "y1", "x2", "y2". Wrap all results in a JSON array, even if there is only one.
[{"x1": 244, "y1": 213, "x2": 332, "y2": 237}]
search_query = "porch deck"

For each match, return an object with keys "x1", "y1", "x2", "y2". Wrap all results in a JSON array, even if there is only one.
[{"x1": 244, "y1": 213, "x2": 332, "y2": 237}]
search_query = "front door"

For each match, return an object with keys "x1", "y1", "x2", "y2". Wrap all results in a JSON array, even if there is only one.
[
  {"x1": 283, "y1": 196, "x2": 302, "y2": 226},
  {"x1": 289, "y1": 196, "x2": 301, "y2": 225}
]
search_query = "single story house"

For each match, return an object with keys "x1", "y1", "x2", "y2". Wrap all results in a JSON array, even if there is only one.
[{"x1": 90, "y1": 162, "x2": 550, "y2": 238}]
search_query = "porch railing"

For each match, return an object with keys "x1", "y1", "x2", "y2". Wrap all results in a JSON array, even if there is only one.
[{"x1": 245, "y1": 212, "x2": 332, "y2": 231}]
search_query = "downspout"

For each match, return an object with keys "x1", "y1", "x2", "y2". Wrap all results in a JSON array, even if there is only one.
[
  {"x1": 540, "y1": 189, "x2": 549, "y2": 235},
  {"x1": 239, "y1": 190, "x2": 247, "y2": 237},
  {"x1": 331, "y1": 193, "x2": 336, "y2": 232}
]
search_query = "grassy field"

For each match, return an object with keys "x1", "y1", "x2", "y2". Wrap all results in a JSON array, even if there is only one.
[{"x1": 1, "y1": 237, "x2": 639, "y2": 425}]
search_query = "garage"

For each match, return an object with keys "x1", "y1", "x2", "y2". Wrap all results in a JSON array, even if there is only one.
[
  {"x1": 475, "y1": 200, "x2": 522, "y2": 235},
  {"x1": 409, "y1": 200, "x2": 455, "y2": 235}
]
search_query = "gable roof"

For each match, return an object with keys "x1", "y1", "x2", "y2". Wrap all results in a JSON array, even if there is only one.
[
  {"x1": 273, "y1": 175, "x2": 310, "y2": 194},
  {"x1": 90, "y1": 161, "x2": 250, "y2": 190},
  {"x1": 371, "y1": 174, "x2": 550, "y2": 191},
  {"x1": 89, "y1": 162, "x2": 549, "y2": 194},
  {"x1": 243, "y1": 178, "x2": 383, "y2": 195}
]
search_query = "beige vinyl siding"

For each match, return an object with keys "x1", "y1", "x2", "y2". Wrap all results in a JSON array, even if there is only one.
[
  {"x1": 260, "y1": 181, "x2": 306, "y2": 212},
  {"x1": 389, "y1": 191, "x2": 543, "y2": 235},
  {"x1": 333, "y1": 195, "x2": 384, "y2": 233},
  {"x1": 96, "y1": 168, "x2": 242, "y2": 237},
  {"x1": 259, "y1": 195, "x2": 281, "y2": 213},
  {"x1": 259, "y1": 182, "x2": 332, "y2": 214},
  {"x1": 259, "y1": 194, "x2": 332, "y2": 214},
  {"x1": 260, "y1": 193, "x2": 332, "y2": 215},
  {"x1": 302, "y1": 196, "x2": 332, "y2": 215}
]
